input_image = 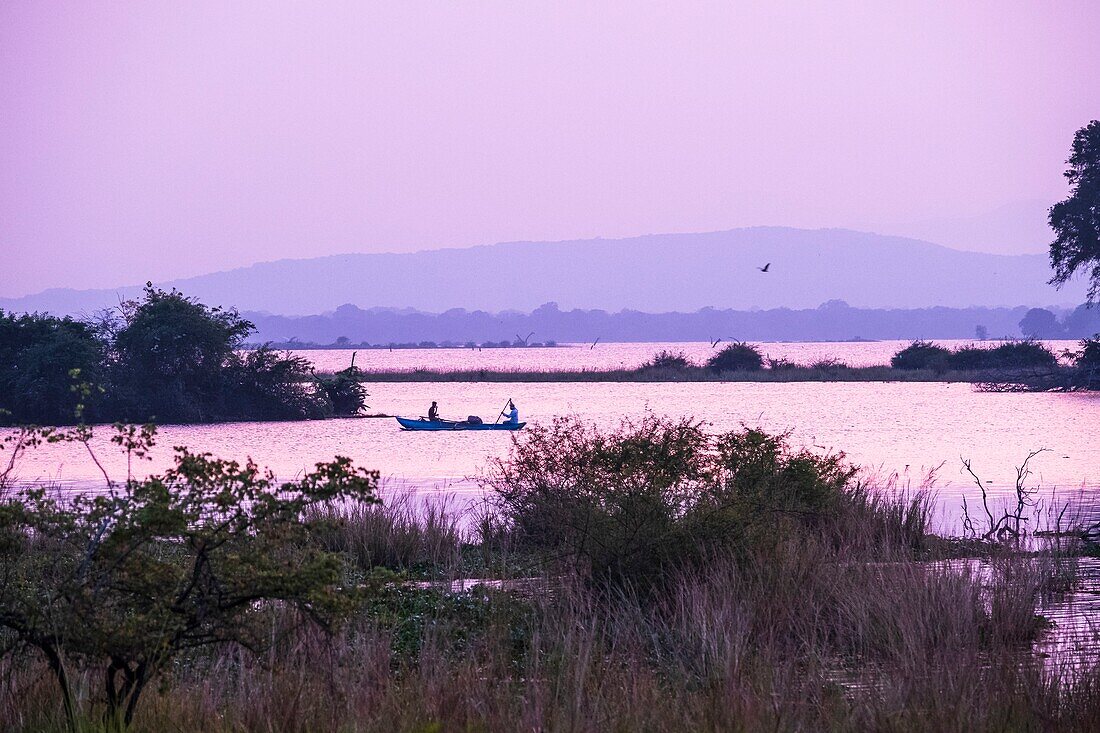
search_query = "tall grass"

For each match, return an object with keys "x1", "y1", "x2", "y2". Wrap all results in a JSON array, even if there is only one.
[
  {"x1": 306, "y1": 491, "x2": 465, "y2": 574},
  {"x1": 4, "y1": 421, "x2": 1099, "y2": 731},
  {"x1": 3, "y1": 540, "x2": 1096, "y2": 731}
]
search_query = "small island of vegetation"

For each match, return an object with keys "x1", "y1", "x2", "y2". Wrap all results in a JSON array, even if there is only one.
[{"x1": 0, "y1": 285, "x2": 368, "y2": 426}]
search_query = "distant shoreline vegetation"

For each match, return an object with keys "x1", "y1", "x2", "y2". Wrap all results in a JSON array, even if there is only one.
[
  {"x1": 240, "y1": 300, "x2": 1100, "y2": 346},
  {"x1": 332, "y1": 340, "x2": 1100, "y2": 390},
  {"x1": 0, "y1": 285, "x2": 369, "y2": 426},
  {"x1": 251, "y1": 338, "x2": 561, "y2": 350},
  {"x1": 4, "y1": 286, "x2": 1099, "y2": 428}
]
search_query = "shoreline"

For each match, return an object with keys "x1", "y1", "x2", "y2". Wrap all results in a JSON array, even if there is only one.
[{"x1": 330, "y1": 365, "x2": 1072, "y2": 384}]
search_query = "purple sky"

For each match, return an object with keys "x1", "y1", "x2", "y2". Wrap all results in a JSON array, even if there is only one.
[{"x1": 2, "y1": 1, "x2": 1098, "y2": 298}]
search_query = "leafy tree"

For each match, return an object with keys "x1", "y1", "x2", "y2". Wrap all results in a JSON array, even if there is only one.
[
  {"x1": 1070, "y1": 337, "x2": 1100, "y2": 388},
  {"x1": 1018, "y1": 308, "x2": 1065, "y2": 339},
  {"x1": 110, "y1": 284, "x2": 254, "y2": 421},
  {"x1": 705, "y1": 342, "x2": 763, "y2": 372},
  {"x1": 226, "y1": 346, "x2": 331, "y2": 420},
  {"x1": 1049, "y1": 120, "x2": 1100, "y2": 301},
  {"x1": 1062, "y1": 304, "x2": 1100, "y2": 339},
  {"x1": 0, "y1": 311, "x2": 105, "y2": 425},
  {"x1": 107, "y1": 285, "x2": 335, "y2": 422},
  {"x1": 0, "y1": 424, "x2": 379, "y2": 730}
]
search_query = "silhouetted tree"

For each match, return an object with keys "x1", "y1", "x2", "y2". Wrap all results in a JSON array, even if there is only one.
[
  {"x1": 110, "y1": 285, "x2": 254, "y2": 421},
  {"x1": 706, "y1": 342, "x2": 764, "y2": 372},
  {"x1": 890, "y1": 341, "x2": 951, "y2": 371},
  {"x1": 1018, "y1": 308, "x2": 1065, "y2": 339},
  {"x1": 1049, "y1": 120, "x2": 1100, "y2": 301},
  {"x1": 0, "y1": 311, "x2": 105, "y2": 425}
]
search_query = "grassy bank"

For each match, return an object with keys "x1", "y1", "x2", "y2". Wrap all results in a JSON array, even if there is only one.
[
  {"x1": 2, "y1": 419, "x2": 1098, "y2": 731},
  {"x1": 333, "y1": 364, "x2": 1071, "y2": 383}
]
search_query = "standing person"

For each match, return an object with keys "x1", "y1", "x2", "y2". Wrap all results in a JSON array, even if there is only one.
[
  {"x1": 502, "y1": 399, "x2": 519, "y2": 424},
  {"x1": 428, "y1": 401, "x2": 440, "y2": 422}
]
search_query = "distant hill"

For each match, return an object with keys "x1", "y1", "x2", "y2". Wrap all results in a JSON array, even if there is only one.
[
  {"x1": 0, "y1": 227, "x2": 1086, "y2": 317},
  {"x1": 245, "y1": 301, "x2": 1100, "y2": 346}
]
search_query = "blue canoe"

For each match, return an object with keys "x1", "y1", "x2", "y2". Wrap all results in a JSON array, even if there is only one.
[{"x1": 396, "y1": 416, "x2": 526, "y2": 431}]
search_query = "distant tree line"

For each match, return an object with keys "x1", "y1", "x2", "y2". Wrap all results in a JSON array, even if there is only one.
[
  {"x1": 0, "y1": 285, "x2": 367, "y2": 426},
  {"x1": 245, "y1": 300, "x2": 1100, "y2": 347}
]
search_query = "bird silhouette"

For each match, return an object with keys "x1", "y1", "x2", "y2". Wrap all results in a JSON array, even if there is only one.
[
  {"x1": 709, "y1": 338, "x2": 722, "y2": 348},
  {"x1": 758, "y1": 262, "x2": 771, "y2": 273},
  {"x1": 589, "y1": 336, "x2": 601, "y2": 350}
]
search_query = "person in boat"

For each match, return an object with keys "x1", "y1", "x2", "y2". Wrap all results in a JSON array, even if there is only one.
[
  {"x1": 502, "y1": 399, "x2": 519, "y2": 424},
  {"x1": 428, "y1": 401, "x2": 440, "y2": 422}
]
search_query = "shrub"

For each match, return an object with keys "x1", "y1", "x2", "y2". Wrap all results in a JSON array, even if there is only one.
[
  {"x1": 890, "y1": 340, "x2": 951, "y2": 370},
  {"x1": 1069, "y1": 337, "x2": 1100, "y2": 388},
  {"x1": 0, "y1": 311, "x2": 106, "y2": 425},
  {"x1": 987, "y1": 340, "x2": 1058, "y2": 369},
  {"x1": 226, "y1": 346, "x2": 331, "y2": 420},
  {"x1": 948, "y1": 345, "x2": 998, "y2": 370},
  {"x1": 809, "y1": 357, "x2": 849, "y2": 372},
  {"x1": 706, "y1": 342, "x2": 763, "y2": 372},
  {"x1": 0, "y1": 424, "x2": 379, "y2": 729},
  {"x1": 481, "y1": 417, "x2": 886, "y2": 591},
  {"x1": 315, "y1": 355, "x2": 369, "y2": 416},
  {"x1": 639, "y1": 350, "x2": 694, "y2": 372},
  {"x1": 766, "y1": 356, "x2": 798, "y2": 370}
]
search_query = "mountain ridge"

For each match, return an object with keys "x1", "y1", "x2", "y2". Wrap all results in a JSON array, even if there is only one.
[{"x1": 1, "y1": 227, "x2": 1084, "y2": 316}]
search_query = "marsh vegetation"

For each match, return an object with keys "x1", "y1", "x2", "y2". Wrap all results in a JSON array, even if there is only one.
[{"x1": 2, "y1": 418, "x2": 1098, "y2": 731}]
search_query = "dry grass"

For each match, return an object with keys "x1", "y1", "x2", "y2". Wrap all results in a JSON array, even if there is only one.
[
  {"x1": 3, "y1": 510, "x2": 1098, "y2": 732},
  {"x1": 3, "y1": 427, "x2": 1098, "y2": 732}
]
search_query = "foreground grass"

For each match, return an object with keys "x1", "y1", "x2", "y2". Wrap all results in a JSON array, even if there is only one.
[
  {"x1": 3, "y1": 419, "x2": 1099, "y2": 731},
  {"x1": 3, "y1": 527, "x2": 1095, "y2": 732}
]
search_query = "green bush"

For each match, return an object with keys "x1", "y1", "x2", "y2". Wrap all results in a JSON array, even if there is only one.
[
  {"x1": 987, "y1": 340, "x2": 1057, "y2": 368},
  {"x1": 226, "y1": 346, "x2": 331, "y2": 420},
  {"x1": 706, "y1": 342, "x2": 763, "y2": 372},
  {"x1": 0, "y1": 311, "x2": 106, "y2": 425},
  {"x1": 947, "y1": 346, "x2": 998, "y2": 370},
  {"x1": 1070, "y1": 337, "x2": 1100, "y2": 388},
  {"x1": 890, "y1": 340, "x2": 951, "y2": 370},
  {"x1": 315, "y1": 359, "x2": 370, "y2": 415},
  {"x1": 809, "y1": 358, "x2": 849, "y2": 372},
  {"x1": 933, "y1": 341, "x2": 1058, "y2": 372},
  {"x1": 0, "y1": 424, "x2": 380, "y2": 729},
  {"x1": 482, "y1": 417, "x2": 874, "y2": 591},
  {"x1": 2, "y1": 286, "x2": 344, "y2": 425},
  {"x1": 639, "y1": 350, "x2": 694, "y2": 372}
]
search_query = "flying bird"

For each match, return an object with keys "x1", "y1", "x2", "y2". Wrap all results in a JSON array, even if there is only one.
[
  {"x1": 710, "y1": 338, "x2": 722, "y2": 348},
  {"x1": 589, "y1": 336, "x2": 601, "y2": 350},
  {"x1": 758, "y1": 263, "x2": 771, "y2": 273}
]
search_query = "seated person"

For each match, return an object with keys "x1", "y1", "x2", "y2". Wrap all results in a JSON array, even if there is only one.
[
  {"x1": 503, "y1": 400, "x2": 519, "y2": 424},
  {"x1": 428, "y1": 401, "x2": 440, "y2": 421}
]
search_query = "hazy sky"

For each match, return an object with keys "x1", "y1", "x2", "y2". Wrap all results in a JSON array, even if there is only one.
[{"x1": 2, "y1": 1, "x2": 1098, "y2": 297}]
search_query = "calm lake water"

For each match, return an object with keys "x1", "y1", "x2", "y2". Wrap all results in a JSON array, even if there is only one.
[
  {"x1": 300, "y1": 339, "x2": 1082, "y2": 372},
  {"x1": 7, "y1": 376, "x2": 1098, "y2": 533}
]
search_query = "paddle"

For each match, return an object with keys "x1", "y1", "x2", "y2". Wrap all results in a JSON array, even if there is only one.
[{"x1": 494, "y1": 398, "x2": 512, "y2": 424}]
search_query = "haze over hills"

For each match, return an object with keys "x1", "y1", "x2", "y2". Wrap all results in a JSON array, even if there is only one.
[{"x1": 0, "y1": 227, "x2": 1085, "y2": 317}]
